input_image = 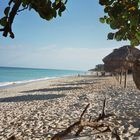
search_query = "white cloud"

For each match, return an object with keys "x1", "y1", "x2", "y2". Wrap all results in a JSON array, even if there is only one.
[
  {"x1": 1, "y1": 44, "x2": 139, "y2": 70},
  {"x1": 0, "y1": 45, "x2": 114, "y2": 70}
]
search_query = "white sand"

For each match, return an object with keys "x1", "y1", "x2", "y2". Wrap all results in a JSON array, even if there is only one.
[{"x1": 0, "y1": 75, "x2": 140, "y2": 140}]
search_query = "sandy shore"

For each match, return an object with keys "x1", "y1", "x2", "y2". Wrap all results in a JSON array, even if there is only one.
[{"x1": 0, "y1": 75, "x2": 140, "y2": 140}]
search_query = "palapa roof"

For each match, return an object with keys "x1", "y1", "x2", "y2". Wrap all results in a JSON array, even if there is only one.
[{"x1": 102, "y1": 45, "x2": 140, "y2": 72}]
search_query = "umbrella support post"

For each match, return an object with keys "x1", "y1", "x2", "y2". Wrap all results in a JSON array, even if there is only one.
[
  {"x1": 116, "y1": 73, "x2": 119, "y2": 82},
  {"x1": 120, "y1": 70, "x2": 123, "y2": 85},
  {"x1": 124, "y1": 70, "x2": 127, "y2": 88}
]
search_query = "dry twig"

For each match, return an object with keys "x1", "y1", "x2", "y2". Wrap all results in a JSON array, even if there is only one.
[
  {"x1": 112, "y1": 128, "x2": 121, "y2": 140},
  {"x1": 51, "y1": 99, "x2": 118, "y2": 140},
  {"x1": 51, "y1": 104, "x2": 90, "y2": 140}
]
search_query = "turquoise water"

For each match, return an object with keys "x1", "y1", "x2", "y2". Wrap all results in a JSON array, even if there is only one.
[{"x1": 0, "y1": 67, "x2": 84, "y2": 87}]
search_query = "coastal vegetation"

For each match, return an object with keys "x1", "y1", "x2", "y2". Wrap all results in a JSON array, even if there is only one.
[
  {"x1": 0, "y1": 0, "x2": 67, "y2": 38},
  {"x1": 99, "y1": 0, "x2": 140, "y2": 46},
  {"x1": 90, "y1": 64, "x2": 104, "y2": 72}
]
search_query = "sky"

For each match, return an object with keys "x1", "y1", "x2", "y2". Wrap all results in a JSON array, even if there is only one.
[{"x1": 0, "y1": 0, "x2": 136, "y2": 70}]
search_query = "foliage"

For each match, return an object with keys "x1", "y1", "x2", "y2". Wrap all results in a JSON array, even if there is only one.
[
  {"x1": 94, "y1": 64, "x2": 104, "y2": 71},
  {"x1": 0, "y1": 0, "x2": 67, "y2": 38},
  {"x1": 1, "y1": 0, "x2": 140, "y2": 46},
  {"x1": 99, "y1": 0, "x2": 140, "y2": 46}
]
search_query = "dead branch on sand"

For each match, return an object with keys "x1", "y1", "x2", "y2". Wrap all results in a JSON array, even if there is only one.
[{"x1": 51, "y1": 98, "x2": 120, "y2": 140}]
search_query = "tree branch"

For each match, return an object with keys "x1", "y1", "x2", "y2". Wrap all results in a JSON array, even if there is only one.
[
  {"x1": 3, "y1": 0, "x2": 22, "y2": 38},
  {"x1": 95, "y1": 97, "x2": 107, "y2": 122},
  {"x1": 8, "y1": 0, "x2": 14, "y2": 6},
  {"x1": 0, "y1": 28, "x2": 4, "y2": 31},
  {"x1": 51, "y1": 104, "x2": 90, "y2": 140},
  {"x1": 79, "y1": 103, "x2": 90, "y2": 121},
  {"x1": 17, "y1": 6, "x2": 28, "y2": 13},
  {"x1": 51, "y1": 100, "x2": 116, "y2": 139},
  {"x1": 112, "y1": 128, "x2": 121, "y2": 140}
]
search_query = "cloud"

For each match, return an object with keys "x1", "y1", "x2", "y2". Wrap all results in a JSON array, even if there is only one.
[{"x1": 0, "y1": 45, "x2": 114, "y2": 70}]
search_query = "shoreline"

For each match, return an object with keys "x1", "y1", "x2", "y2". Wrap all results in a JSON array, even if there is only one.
[
  {"x1": 0, "y1": 66, "x2": 84, "y2": 89},
  {"x1": 0, "y1": 74, "x2": 82, "y2": 89}
]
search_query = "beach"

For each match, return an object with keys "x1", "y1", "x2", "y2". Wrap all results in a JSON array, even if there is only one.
[{"x1": 0, "y1": 75, "x2": 140, "y2": 140}]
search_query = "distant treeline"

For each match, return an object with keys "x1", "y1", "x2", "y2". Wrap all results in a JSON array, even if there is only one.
[{"x1": 89, "y1": 64, "x2": 132, "y2": 74}]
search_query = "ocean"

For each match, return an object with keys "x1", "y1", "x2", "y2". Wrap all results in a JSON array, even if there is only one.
[{"x1": 0, "y1": 67, "x2": 84, "y2": 88}]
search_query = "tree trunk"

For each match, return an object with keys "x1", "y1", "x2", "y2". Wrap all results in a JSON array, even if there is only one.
[{"x1": 133, "y1": 58, "x2": 140, "y2": 90}]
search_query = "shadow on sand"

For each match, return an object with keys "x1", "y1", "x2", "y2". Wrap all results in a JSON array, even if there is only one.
[
  {"x1": 51, "y1": 82, "x2": 95, "y2": 87},
  {"x1": 0, "y1": 94, "x2": 65, "y2": 102},
  {"x1": 51, "y1": 79, "x2": 105, "y2": 87},
  {"x1": 21, "y1": 86, "x2": 82, "y2": 93}
]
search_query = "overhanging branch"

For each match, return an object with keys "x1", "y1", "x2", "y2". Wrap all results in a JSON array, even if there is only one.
[
  {"x1": 0, "y1": 28, "x2": 4, "y2": 31},
  {"x1": 17, "y1": 6, "x2": 28, "y2": 13},
  {"x1": 3, "y1": 0, "x2": 22, "y2": 38}
]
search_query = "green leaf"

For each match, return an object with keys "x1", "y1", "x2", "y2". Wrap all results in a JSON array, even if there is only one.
[
  {"x1": 115, "y1": 34, "x2": 123, "y2": 41},
  {"x1": 107, "y1": 32, "x2": 114, "y2": 40},
  {"x1": 106, "y1": 18, "x2": 110, "y2": 24},
  {"x1": 4, "y1": 7, "x2": 10, "y2": 16},
  {"x1": 110, "y1": 20, "x2": 118, "y2": 29},
  {"x1": 135, "y1": 32, "x2": 140, "y2": 40},
  {"x1": 64, "y1": 0, "x2": 68, "y2": 4},
  {"x1": 22, "y1": 0, "x2": 28, "y2": 7},
  {"x1": 58, "y1": 9, "x2": 62, "y2": 16},
  {"x1": 99, "y1": 0, "x2": 108, "y2": 6},
  {"x1": 0, "y1": 17, "x2": 7, "y2": 26},
  {"x1": 99, "y1": 17, "x2": 105, "y2": 23},
  {"x1": 55, "y1": 0, "x2": 60, "y2": 5},
  {"x1": 60, "y1": 5, "x2": 66, "y2": 12},
  {"x1": 52, "y1": 8, "x2": 57, "y2": 18},
  {"x1": 130, "y1": 15, "x2": 139, "y2": 27},
  {"x1": 53, "y1": 1, "x2": 61, "y2": 10},
  {"x1": 139, "y1": 1, "x2": 140, "y2": 7},
  {"x1": 131, "y1": 38, "x2": 139, "y2": 46},
  {"x1": 58, "y1": 5, "x2": 66, "y2": 16},
  {"x1": 104, "y1": 6, "x2": 109, "y2": 13}
]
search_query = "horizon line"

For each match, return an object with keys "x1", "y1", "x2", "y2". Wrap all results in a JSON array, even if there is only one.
[{"x1": 0, "y1": 66, "x2": 85, "y2": 72}]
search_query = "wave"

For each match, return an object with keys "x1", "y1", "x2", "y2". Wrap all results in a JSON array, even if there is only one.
[{"x1": 0, "y1": 77, "x2": 57, "y2": 88}]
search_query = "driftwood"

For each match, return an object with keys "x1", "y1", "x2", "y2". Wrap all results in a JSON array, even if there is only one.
[
  {"x1": 111, "y1": 128, "x2": 121, "y2": 140},
  {"x1": 51, "y1": 104, "x2": 89, "y2": 140},
  {"x1": 7, "y1": 135, "x2": 16, "y2": 140},
  {"x1": 51, "y1": 99, "x2": 118, "y2": 140},
  {"x1": 95, "y1": 97, "x2": 106, "y2": 122}
]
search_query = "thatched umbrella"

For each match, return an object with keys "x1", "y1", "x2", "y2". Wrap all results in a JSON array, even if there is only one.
[{"x1": 102, "y1": 45, "x2": 140, "y2": 88}]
